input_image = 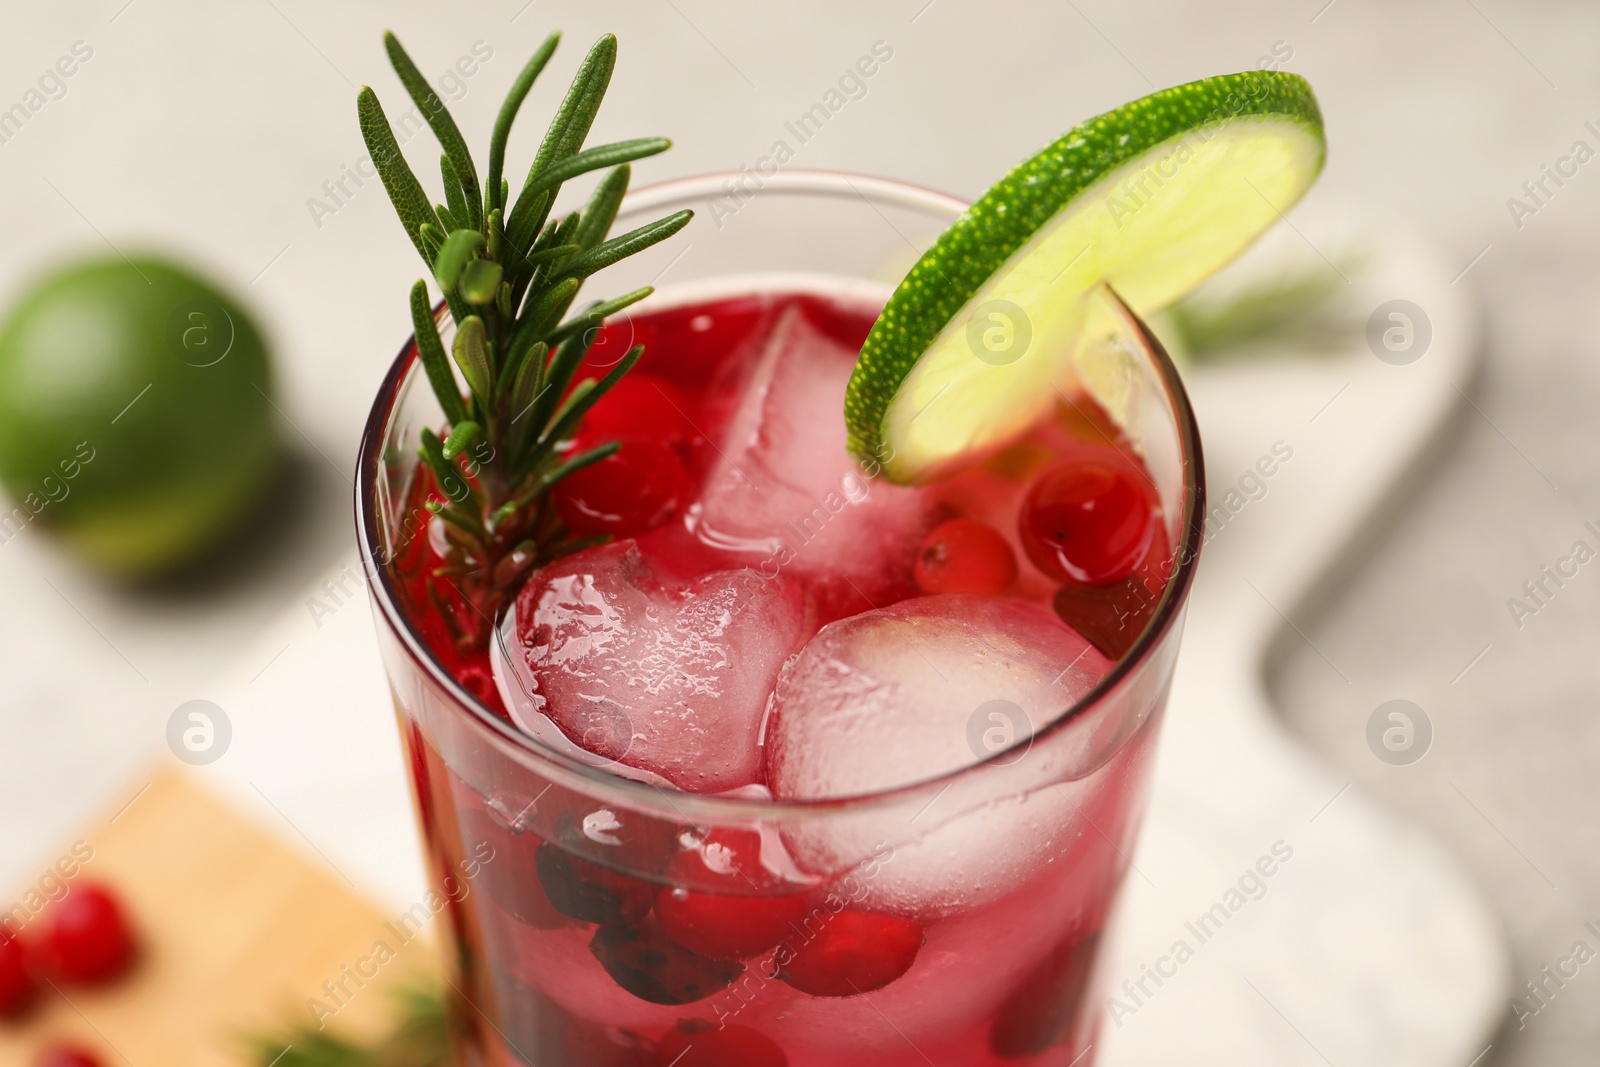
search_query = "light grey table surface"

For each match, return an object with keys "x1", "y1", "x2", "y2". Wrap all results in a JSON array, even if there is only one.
[{"x1": 0, "y1": 2, "x2": 1591, "y2": 1064}]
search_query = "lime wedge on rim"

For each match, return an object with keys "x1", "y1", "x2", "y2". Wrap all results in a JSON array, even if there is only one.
[{"x1": 846, "y1": 70, "x2": 1325, "y2": 483}]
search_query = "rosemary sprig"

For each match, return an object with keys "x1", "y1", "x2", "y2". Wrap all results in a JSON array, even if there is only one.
[
  {"x1": 359, "y1": 29, "x2": 690, "y2": 650},
  {"x1": 252, "y1": 984, "x2": 449, "y2": 1067},
  {"x1": 1162, "y1": 250, "x2": 1367, "y2": 362}
]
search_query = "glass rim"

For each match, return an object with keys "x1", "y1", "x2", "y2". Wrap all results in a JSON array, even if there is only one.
[{"x1": 355, "y1": 167, "x2": 1207, "y2": 820}]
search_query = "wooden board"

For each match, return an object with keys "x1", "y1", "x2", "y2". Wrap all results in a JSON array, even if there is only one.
[{"x1": 0, "y1": 768, "x2": 435, "y2": 1067}]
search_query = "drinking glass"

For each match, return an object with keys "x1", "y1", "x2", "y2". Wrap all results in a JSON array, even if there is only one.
[{"x1": 357, "y1": 170, "x2": 1205, "y2": 1066}]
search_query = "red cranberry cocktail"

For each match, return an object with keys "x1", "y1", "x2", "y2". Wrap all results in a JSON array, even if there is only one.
[{"x1": 360, "y1": 172, "x2": 1205, "y2": 1066}]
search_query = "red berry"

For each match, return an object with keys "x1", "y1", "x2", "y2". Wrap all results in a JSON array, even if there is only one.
[
  {"x1": 534, "y1": 806, "x2": 680, "y2": 926},
  {"x1": 590, "y1": 915, "x2": 744, "y2": 1005},
  {"x1": 656, "y1": 831, "x2": 810, "y2": 960},
  {"x1": 39, "y1": 883, "x2": 135, "y2": 985},
  {"x1": 0, "y1": 930, "x2": 35, "y2": 1017},
  {"x1": 554, "y1": 438, "x2": 688, "y2": 537},
  {"x1": 989, "y1": 930, "x2": 1101, "y2": 1057},
  {"x1": 36, "y1": 1045, "x2": 104, "y2": 1067},
  {"x1": 656, "y1": 1021, "x2": 788, "y2": 1067},
  {"x1": 1052, "y1": 575, "x2": 1161, "y2": 660},
  {"x1": 1020, "y1": 456, "x2": 1155, "y2": 586},
  {"x1": 776, "y1": 910, "x2": 922, "y2": 998},
  {"x1": 577, "y1": 375, "x2": 701, "y2": 447},
  {"x1": 914, "y1": 519, "x2": 1017, "y2": 595},
  {"x1": 536, "y1": 844, "x2": 656, "y2": 927}
]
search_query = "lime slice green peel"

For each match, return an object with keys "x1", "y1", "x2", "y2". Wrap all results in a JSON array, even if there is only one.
[{"x1": 847, "y1": 71, "x2": 1325, "y2": 484}]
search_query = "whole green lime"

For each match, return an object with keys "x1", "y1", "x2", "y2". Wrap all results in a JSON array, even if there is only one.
[{"x1": 0, "y1": 255, "x2": 277, "y2": 576}]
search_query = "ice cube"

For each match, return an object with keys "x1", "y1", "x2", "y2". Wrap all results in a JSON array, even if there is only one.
[
  {"x1": 689, "y1": 304, "x2": 929, "y2": 616},
  {"x1": 767, "y1": 594, "x2": 1108, "y2": 796},
  {"x1": 495, "y1": 541, "x2": 807, "y2": 793},
  {"x1": 765, "y1": 594, "x2": 1117, "y2": 911}
]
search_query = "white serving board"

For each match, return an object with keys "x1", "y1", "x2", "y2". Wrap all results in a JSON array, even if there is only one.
[
  {"x1": 1094, "y1": 217, "x2": 1508, "y2": 1066},
  {"x1": 192, "y1": 212, "x2": 1507, "y2": 1065}
]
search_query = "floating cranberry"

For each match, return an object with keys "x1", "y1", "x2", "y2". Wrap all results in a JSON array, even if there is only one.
[
  {"x1": 533, "y1": 806, "x2": 681, "y2": 927},
  {"x1": 35, "y1": 1045, "x2": 103, "y2": 1067},
  {"x1": 656, "y1": 1020, "x2": 788, "y2": 1066},
  {"x1": 1021, "y1": 456, "x2": 1155, "y2": 585},
  {"x1": 776, "y1": 910, "x2": 922, "y2": 998},
  {"x1": 590, "y1": 915, "x2": 744, "y2": 1005},
  {"x1": 989, "y1": 930, "x2": 1101, "y2": 1057},
  {"x1": 656, "y1": 831, "x2": 810, "y2": 960},
  {"x1": 554, "y1": 438, "x2": 689, "y2": 537},
  {"x1": 1052, "y1": 575, "x2": 1161, "y2": 660},
  {"x1": 577, "y1": 375, "x2": 701, "y2": 448},
  {"x1": 39, "y1": 883, "x2": 135, "y2": 985},
  {"x1": 535, "y1": 844, "x2": 656, "y2": 927},
  {"x1": 0, "y1": 930, "x2": 35, "y2": 1017},
  {"x1": 557, "y1": 802, "x2": 683, "y2": 864},
  {"x1": 914, "y1": 519, "x2": 1017, "y2": 595}
]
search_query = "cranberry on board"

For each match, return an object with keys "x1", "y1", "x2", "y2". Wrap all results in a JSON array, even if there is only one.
[
  {"x1": 1020, "y1": 452, "x2": 1156, "y2": 586},
  {"x1": 38, "y1": 883, "x2": 136, "y2": 985},
  {"x1": 552, "y1": 437, "x2": 689, "y2": 538},
  {"x1": 0, "y1": 929, "x2": 35, "y2": 1017},
  {"x1": 590, "y1": 915, "x2": 744, "y2": 1005},
  {"x1": 35, "y1": 1045, "x2": 103, "y2": 1067},
  {"x1": 914, "y1": 518, "x2": 1018, "y2": 595},
  {"x1": 775, "y1": 909, "x2": 923, "y2": 998},
  {"x1": 656, "y1": 1020, "x2": 789, "y2": 1067},
  {"x1": 656, "y1": 830, "x2": 810, "y2": 960}
]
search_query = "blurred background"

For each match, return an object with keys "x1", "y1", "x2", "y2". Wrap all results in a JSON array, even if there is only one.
[{"x1": 0, "y1": 1, "x2": 1594, "y2": 1064}]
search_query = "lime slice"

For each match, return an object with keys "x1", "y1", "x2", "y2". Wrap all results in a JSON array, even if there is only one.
[{"x1": 847, "y1": 71, "x2": 1324, "y2": 483}]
